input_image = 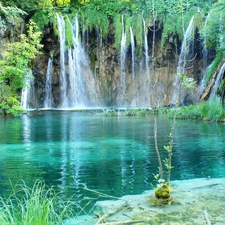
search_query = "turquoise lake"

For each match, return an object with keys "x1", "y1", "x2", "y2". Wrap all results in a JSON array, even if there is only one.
[{"x1": 0, "y1": 111, "x2": 225, "y2": 201}]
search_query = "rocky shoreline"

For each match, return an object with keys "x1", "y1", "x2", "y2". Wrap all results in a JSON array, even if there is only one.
[{"x1": 64, "y1": 178, "x2": 225, "y2": 225}]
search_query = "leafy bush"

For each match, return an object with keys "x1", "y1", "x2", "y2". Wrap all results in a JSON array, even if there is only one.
[
  {"x1": 31, "y1": 8, "x2": 56, "y2": 32},
  {"x1": 0, "y1": 96, "x2": 25, "y2": 117},
  {"x1": 0, "y1": 20, "x2": 42, "y2": 116}
]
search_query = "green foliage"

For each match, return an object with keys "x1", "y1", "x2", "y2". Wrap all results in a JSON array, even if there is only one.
[
  {"x1": 0, "y1": 20, "x2": 42, "y2": 116},
  {"x1": 124, "y1": 108, "x2": 148, "y2": 116},
  {"x1": 32, "y1": 8, "x2": 56, "y2": 32},
  {"x1": 130, "y1": 14, "x2": 143, "y2": 56},
  {"x1": 102, "y1": 108, "x2": 148, "y2": 116},
  {"x1": 0, "y1": 21, "x2": 42, "y2": 90},
  {"x1": 0, "y1": 180, "x2": 75, "y2": 225},
  {"x1": 205, "y1": 52, "x2": 225, "y2": 83},
  {"x1": 161, "y1": 15, "x2": 178, "y2": 47},
  {"x1": 83, "y1": 5, "x2": 109, "y2": 37},
  {"x1": 202, "y1": 2, "x2": 225, "y2": 51},
  {"x1": 82, "y1": 0, "x2": 125, "y2": 37},
  {"x1": 113, "y1": 14, "x2": 122, "y2": 50},
  {"x1": 0, "y1": 96, "x2": 25, "y2": 117},
  {"x1": 178, "y1": 73, "x2": 196, "y2": 88},
  {"x1": 65, "y1": 16, "x2": 73, "y2": 47},
  {"x1": 218, "y1": 79, "x2": 225, "y2": 95},
  {"x1": 0, "y1": 2, "x2": 27, "y2": 23},
  {"x1": 103, "y1": 109, "x2": 118, "y2": 116},
  {"x1": 168, "y1": 99, "x2": 225, "y2": 122},
  {"x1": 1, "y1": 0, "x2": 70, "y2": 8}
]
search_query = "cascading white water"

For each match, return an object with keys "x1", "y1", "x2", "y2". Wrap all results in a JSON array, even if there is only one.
[
  {"x1": 130, "y1": 26, "x2": 136, "y2": 106},
  {"x1": 142, "y1": 16, "x2": 151, "y2": 107},
  {"x1": 21, "y1": 70, "x2": 33, "y2": 110},
  {"x1": 210, "y1": 62, "x2": 225, "y2": 99},
  {"x1": 198, "y1": 15, "x2": 210, "y2": 99},
  {"x1": 56, "y1": 13, "x2": 68, "y2": 108},
  {"x1": 67, "y1": 15, "x2": 100, "y2": 107},
  {"x1": 142, "y1": 17, "x2": 150, "y2": 81},
  {"x1": 171, "y1": 16, "x2": 194, "y2": 104},
  {"x1": 209, "y1": 14, "x2": 225, "y2": 100},
  {"x1": 55, "y1": 14, "x2": 102, "y2": 108},
  {"x1": 44, "y1": 58, "x2": 53, "y2": 108},
  {"x1": 67, "y1": 15, "x2": 84, "y2": 107},
  {"x1": 120, "y1": 15, "x2": 127, "y2": 107}
]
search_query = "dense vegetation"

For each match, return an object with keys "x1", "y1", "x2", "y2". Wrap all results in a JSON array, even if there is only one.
[{"x1": 0, "y1": 0, "x2": 225, "y2": 116}]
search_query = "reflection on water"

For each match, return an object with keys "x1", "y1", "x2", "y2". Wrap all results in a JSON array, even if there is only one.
[{"x1": 0, "y1": 111, "x2": 225, "y2": 199}]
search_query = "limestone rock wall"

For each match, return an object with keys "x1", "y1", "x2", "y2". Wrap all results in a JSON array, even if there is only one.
[{"x1": 0, "y1": 17, "x2": 205, "y2": 108}]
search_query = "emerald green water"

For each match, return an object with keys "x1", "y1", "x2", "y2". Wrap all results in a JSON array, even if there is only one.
[{"x1": 0, "y1": 111, "x2": 225, "y2": 199}]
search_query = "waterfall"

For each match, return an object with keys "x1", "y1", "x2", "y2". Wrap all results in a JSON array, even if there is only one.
[
  {"x1": 56, "y1": 14, "x2": 102, "y2": 108},
  {"x1": 142, "y1": 16, "x2": 150, "y2": 107},
  {"x1": 130, "y1": 26, "x2": 136, "y2": 106},
  {"x1": 44, "y1": 58, "x2": 53, "y2": 108},
  {"x1": 119, "y1": 15, "x2": 127, "y2": 107},
  {"x1": 202, "y1": 14, "x2": 210, "y2": 71},
  {"x1": 198, "y1": 14, "x2": 210, "y2": 99},
  {"x1": 171, "y1": 16, "x2": 194, "y2": 104},
  {"x1": 67, "y1": 15, "x2": 84, "y2": 107},
  {"x1": 56, "y1": 13, "x2": 68, "y2": 108},
  {"x1": 210, "y1": 62, "x2": 225, "y2": 99},
  {"x1": 21, "y1": 70, "x2": 33, "y2": 110},
  {"x1": 219, "y1": 13, "x2": 224, "y2": 50},
  {"x1": 209, "y1": 14, "x2": 225, "y2": 100}
]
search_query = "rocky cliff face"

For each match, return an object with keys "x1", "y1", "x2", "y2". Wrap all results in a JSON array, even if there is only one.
[
  {"x1": 0, "y1": 17, "x2": 24, "y2": 59},
  {"x1": 0, "y1": 17, "x2": 206, "y2": 109}
]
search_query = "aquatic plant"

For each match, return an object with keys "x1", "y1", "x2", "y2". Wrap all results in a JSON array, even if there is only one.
[
  {"x1": 124, "y1": 108, "x2": 148, "y2": 116},
  {"x1": 102, "y1": 109, "x2": 118, "y2": 116},
  {"x1": 0, "y1": 180, "x2": 75, "y2": 225}
]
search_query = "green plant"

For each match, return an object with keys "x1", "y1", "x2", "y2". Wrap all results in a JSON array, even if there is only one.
[
  {"x1": 31, "y1": 8, "x2": 56, "y2": 32},
  {"x1": 103, "y1": 109, "x2": 118, "y2": 116},
  {"x1": 0, "y1": 180, "x2": 75, "y2": 225},
  {"x1": 0, "y1": 2, "x2": 27, "y2": 22},
  {"x1": 205, "y1": 52, "x2": 225, "y2": 83},
  {"x1": 65, "y1": 16, "x2": 73, "y2": 47},
  {"x1": 124, "y1": 109, "x2": 136, "y2": 116},
  {"x1": 168, "y1": 99, "x2": 225, "y2": 122},
  {"x1": 153, "y1": 74, "x2": 196, "y2": 202},
  {"x1": 0, "y1": 20, "x2": 42, "y2": 116},
  {"x1": 113, "y1": 13, "x2": 123, "y2": 50},
  {"x1": 0, "y1": 96, "x2": 25, "y2": 116}
]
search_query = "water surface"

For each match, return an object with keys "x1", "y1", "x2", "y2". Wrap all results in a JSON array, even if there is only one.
[{"x1": 0, "y1": 111, "x2": 224, "y2": 200}]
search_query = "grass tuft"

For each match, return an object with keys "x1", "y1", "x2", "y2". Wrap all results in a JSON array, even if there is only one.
[
  {"x1": 168, "y1": 99, "x2": 225, "y2": 122},
  {"x1": 0, "y1": 180, "x2": 75, "y2": 225}
]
